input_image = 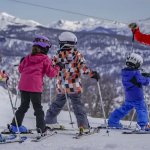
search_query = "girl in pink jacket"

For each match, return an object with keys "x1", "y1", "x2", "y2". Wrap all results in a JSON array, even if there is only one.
[{"x1": 10, "y1": 36, "x2": 61, "y2": 136}]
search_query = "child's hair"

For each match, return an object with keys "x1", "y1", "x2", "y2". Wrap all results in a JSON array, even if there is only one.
[{"x1": 31, "y1": 45, "x2": 46, "y2": 56}]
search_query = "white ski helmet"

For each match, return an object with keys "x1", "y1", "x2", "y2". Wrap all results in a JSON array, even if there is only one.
[
  {"x1": 126, "y1": 53, "x2": 143, "y2": 69},
  {"x1": 58, "y1": 32, "x2": 77, "y2": 48}
]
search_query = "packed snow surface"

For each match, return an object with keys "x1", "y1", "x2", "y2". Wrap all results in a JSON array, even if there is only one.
[{"x1": 0, "y1": 86, "x2": 149, "y2": 150}]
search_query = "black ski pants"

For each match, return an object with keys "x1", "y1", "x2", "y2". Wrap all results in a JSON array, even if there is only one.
[{"x1": 11, "y1": 91, "x2": 45, "y2": 132}]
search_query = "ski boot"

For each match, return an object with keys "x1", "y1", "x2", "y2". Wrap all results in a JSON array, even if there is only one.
[
  {"x1": 108, "y1": 121, "x2": 123, "y2": 128},
  {"x1": 11, "y1": 125, "x2": 27, "y2": 133},
  {"x1": 0, "y1": 134, "x2": 4, "y2": 142},
  {"x1": 41, "y1": 130, "x2": 47, "y2": 137},
  {"x1": 79, "y1": 126, "x2": 90, "y2": 134},
  {"x1": 140, "y1": 125, "x2": 150, "y2": 131},
  {"x1": 37, "y1": 126, "x2": 52, "y2": 137},
  {"x1": 145, "y1": 125, "x2": 150, "y2": 131},
  {"x1": 46, "y1": 123, "x2": 65, "y2": 130}
]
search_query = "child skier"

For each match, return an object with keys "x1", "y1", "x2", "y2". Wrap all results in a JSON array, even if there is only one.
[
  {"x1": 129, "y1": 23, "x2": 150, "y2": 46},
  {"x1": 108, "y1": 53, "x2": 150, "y2": 130},
  {"x1": 0, "y1": 53, "x2": 8, "y2": 81},
  {"x1": 45, "y1": 32, "x2": 100, "y2": 133},
  {"x1": 0, "y1": 55, "x2": 9, "y2": 142},
  {"x1": 10, "y1": 36, "x2": 61, "y2": 135}
]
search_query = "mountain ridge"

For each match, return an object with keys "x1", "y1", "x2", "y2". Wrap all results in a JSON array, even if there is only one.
[{"x1": 1, "y1": 12, "x2": 150, "y2": 36}]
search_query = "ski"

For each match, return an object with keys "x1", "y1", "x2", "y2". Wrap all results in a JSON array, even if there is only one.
[
  {"x1": 122, "y1": 130, "x2": 150, "y2": 134},
  {"x1": 1, "y1": 129, "x2": 33, "y2": 135},
  {"x1": 93, "y1": 123, "x2": 134, "y2": 131},
  {"x1": 73, "y1": 128, "x2": 100, "y2": 139},
  {"x1": 31, "y1": 131, "x2": 57, "y2": 142},
  {"x1": 47, "y1": 128, "x2": 78, "y2": 132},
  {"x1": 0, "y1": 134, "x2": 17, "y2": 140},
  {"x1": 0, "y1": 136, "x2": 27, "y2": 144},
  {"x1": 96, "y1": 126, "x2": 133, "y2": 131},
  {"x1": 1, "y1": 124, "x2": 33, "y2": 135}
]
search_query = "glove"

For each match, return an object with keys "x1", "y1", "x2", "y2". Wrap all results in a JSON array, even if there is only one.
[
  {"x1": 91, "y1": 71, "x2": 100, "y2": 81},
  {"x1": 141, "y1": 73, "x2": 150, "y2": 77},
  {"x1": 56, "y1": 62, "x2": 63, "y2": 71},
  {"x1": 0, "y1": 71, "x2": 8, "y2": 81},
  {"x1": 128, "y1": 23, "x2": 138, "y2": 30},
  {"x1": 20, "y1": 57, "x2": 25, "y2": 64}
]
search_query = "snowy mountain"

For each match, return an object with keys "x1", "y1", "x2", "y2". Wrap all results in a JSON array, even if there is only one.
[
  {"x1": 49, "y1": 18, "x2": 150, "y2": 36},
  {"x1": 0, "y1": 12, "x2": 43, "y2": 31},
  {"x1": 49, "y1": 18, "x2": 130, "y2": 36},
  {"x1": 0, "y1": 12, "x2": 150, "y2": 36}
]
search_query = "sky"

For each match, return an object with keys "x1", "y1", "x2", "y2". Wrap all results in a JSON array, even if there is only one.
[{"x1": 0, "y1": 0, "x2": 150, "y2": 25}]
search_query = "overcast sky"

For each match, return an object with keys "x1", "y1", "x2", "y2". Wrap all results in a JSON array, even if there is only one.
[{"x1": 1, "y1": 0, "x2": 150, "y2": 25}]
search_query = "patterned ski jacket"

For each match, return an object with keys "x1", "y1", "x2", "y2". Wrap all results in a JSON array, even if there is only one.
[
  {"x1": 132, "y1": 28, "x2": 150, "y2": 46},
  {"x1": 53, "y1": 47, "x2": 94, "y2": 94}
]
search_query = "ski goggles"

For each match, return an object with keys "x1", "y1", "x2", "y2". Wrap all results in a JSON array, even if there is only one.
[{"x1": 33, "y1": 38, "x2": 52, "y2": 48}]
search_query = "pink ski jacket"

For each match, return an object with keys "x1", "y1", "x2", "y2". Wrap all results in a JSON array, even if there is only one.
[{"x1": 18, "y1": 54, "x2": 60, "y2": 92}]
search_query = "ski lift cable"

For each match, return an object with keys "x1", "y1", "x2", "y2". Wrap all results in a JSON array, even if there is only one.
[{"x1": 7, "y1": 0, "x2": 128, "y2": 25}]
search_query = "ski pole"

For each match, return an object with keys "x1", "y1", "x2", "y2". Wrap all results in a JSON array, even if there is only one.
[
  {"x1": 128, "y1": 29, "x2": 137, "y2": 127},
  {"x1": 128, "y1": 109, "x2": 136, "y2": 128},
  {"x1": 97, "y1": 80, "x2": 109, "y2": 135},
  {"x1": 144, "y1": 87, "x2": 150, "y2": 125},
  {"x1": 5, "y1": 76, "x2": 22, "y2": 143},
  {"x1": 132, "y1": 33, "x2": 134, "y2": 53},
  {"x1": 14, "y1": 65, "x2": 20, "y2": 110},
  {"x1": 131, "y1": 30, "x2": 136, "y2": 53},
  {"x1": 60, "y1": 71, "x2": 74, "y2": 128},
  {"x1": 14, "y1": 88, "x2": 19, "y2": 110},
  {"x1": 49, "y1": 79, "x2": 52, "y2": 107}
]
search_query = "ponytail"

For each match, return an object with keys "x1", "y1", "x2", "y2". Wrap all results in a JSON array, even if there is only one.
[
  {"x1": 31, "y1": 46, "x2": 39, "y2": 56},
  {"x1": 31, "y1": 45, "x2": 47, "y2": 56}
]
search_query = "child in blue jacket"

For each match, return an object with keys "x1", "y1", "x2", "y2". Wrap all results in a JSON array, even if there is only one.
[{"x1": 108, "y1": 53, "x2": 150, "y2": 130}]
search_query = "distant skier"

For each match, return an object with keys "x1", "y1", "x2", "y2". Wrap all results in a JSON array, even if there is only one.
[
  {"x1": 45, "y1": 32, "x2": 100, "y2": 133},
  {"x1": 129, "y1": 23, "x2": 150, "y2": 46},
  {"x1": 10, "y1": 36, "x2": 61, "y2": 135},
  {"x1": 0, "y1": 53, "x2": 8, "y2": 81},
  {"x1": 108, "y1": 53, "x2": 150, "y2": 130},
  {"x1": 0, "y1": 71, "x2": 8, "y2": 81}
]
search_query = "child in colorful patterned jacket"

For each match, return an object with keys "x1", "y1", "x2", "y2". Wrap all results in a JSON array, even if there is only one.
[{"x1": 45, "y1": 32, "x2": 100, "y2": 132}]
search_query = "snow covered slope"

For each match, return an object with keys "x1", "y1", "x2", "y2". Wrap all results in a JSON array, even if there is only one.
[{"x1": 0, "y1": 85, "x2": 149, "y2": 150}]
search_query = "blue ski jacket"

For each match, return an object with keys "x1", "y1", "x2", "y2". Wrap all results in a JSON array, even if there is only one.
[{"x1": 122, "y1": 67, "x2": 150, "y2": 101}]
